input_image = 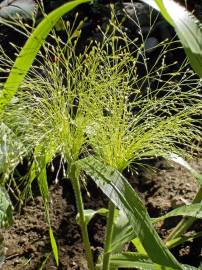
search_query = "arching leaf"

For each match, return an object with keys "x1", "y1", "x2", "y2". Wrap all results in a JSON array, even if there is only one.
[
  {"x1": 141, "y1": 0, "x2": 202, "y2": 78},
  {"x1": 153, "y1": 203, "x2": 202, "y2": 223}
]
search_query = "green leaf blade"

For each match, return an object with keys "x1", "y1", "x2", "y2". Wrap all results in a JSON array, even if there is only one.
[
  {"x1": 49, "y1": 227, "x2": 59, "y2": 266},
  {"x1": 162, "y1": 0, "x2": 202, "y2": 77},
  {"x1": 145, "y1": 0, "x2": 202, "y2": 77},
  {"x1": 153, "y1": 203, "x2": 202, "y2": 223}
]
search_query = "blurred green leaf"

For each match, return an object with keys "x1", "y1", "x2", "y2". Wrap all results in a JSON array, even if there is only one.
[
  {"x1": 0, "y1": 0, "x2": 36, "y2": 19},
  {"x1": 39, "y1": 252, "x2": 51, "y2": 270},
  {"x1": 76, "y1": 208, "x2": 109, "y2": 226},
  {"x1": 0, "y1": 186, "x2": 13, "y2": 228},
  {"x1": 0, "y1": 123, "x2": 25, "y2": 174},
  {"x1": 131, "y1": 238, "x2": 147, "y2": 254}
]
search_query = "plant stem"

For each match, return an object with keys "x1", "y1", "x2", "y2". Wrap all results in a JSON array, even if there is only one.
[
  {"x1": 69, "y1": 165, "x2": 94, "y2": 270},
  {"x1": 102, "y1": 201, "x2": 116, "y2": 270},
  {"x1": 166, "y1": 231, "x2": 202, "y2": 250},
  {"x1": 165, "y1": 186, "x2": 202, "y2": 242}
]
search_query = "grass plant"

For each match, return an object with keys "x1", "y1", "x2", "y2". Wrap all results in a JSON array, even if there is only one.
[
  {"x1": 81, "y1": 24, "x2": 202, "y2": 270},
  {"x1": 1, "y1": 15, "x2": 202, "y2": 269}
]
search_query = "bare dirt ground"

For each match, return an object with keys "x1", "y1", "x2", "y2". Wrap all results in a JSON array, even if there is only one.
[{"x1": 2, "y1": 159, "x2": 202, "y2": 269}]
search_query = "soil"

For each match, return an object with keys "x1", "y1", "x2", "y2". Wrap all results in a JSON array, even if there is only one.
[{"x1": 1, "y1": 159, "x2": 202, "y2": 270}]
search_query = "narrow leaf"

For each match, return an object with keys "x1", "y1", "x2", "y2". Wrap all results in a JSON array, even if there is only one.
[
  {"x1": 35, "y1": 147, "x2": 59, "y2": 266},
  {"x1": 49, "y1": 227, "x2": 59, "y2": 266},
  {"x1": 108, "y1": 252, "x2": 153, "y2": 269},
  {"x1": 39, "y1": 252, "x2": 51, "y2": 270},
  {"x1": 143, "y1": 0, "x2": 202, "y2": 77},
  {"x1": 131, "y1": 238, "x2": 147, "y2": 254},
  {"x1": 153, "y1": 203, "x2": 202, "y2": 223}
]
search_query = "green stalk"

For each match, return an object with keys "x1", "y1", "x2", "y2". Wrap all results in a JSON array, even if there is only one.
[
  {"x1": 166, "y1": 231, "x2": 202, "y2": 250},
  {"x1": 102, "y1": 201, "x2": 116, "y2": 270},
  {"x1": 166, "y1": 186, "x2": 202, "y2": 242},
  {"x1": 69, "y1": 165, "x2": 95, "y2": 270}
]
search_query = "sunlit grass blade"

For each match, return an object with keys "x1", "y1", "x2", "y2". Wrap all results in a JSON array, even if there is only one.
[
  {"x1": 0, "y1": 0, "x2": 90, "y2": 115},
  {"x1": 49, "y1": 227, "x2": 59, "y2": 267},
  {"x1": 131, "y1": 238, "x2": 147, "y2": 254},
  {"x1": 141, "y1": 0, "x2": 172, "y2": 25},
  {"x1": 141, "y1": 0, "x2": 202, "y2": 77},
  {"x1": 161, "y1": 0, "x2": 202, "y2": 78},
  {"x1": 78, "y1": 156, "x2": 182, "y2": 269}
]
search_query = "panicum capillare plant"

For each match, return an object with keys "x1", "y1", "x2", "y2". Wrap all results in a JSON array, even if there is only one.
[
  {"x1": 1, "y1": 16, "x2": 202, "y2": 269},
  {"x1": 82, "y1": 21, "x2": 202, "y2": 269},
  {"x1": 2, "y1": 22, "x2": 99, "y2": 270}
]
